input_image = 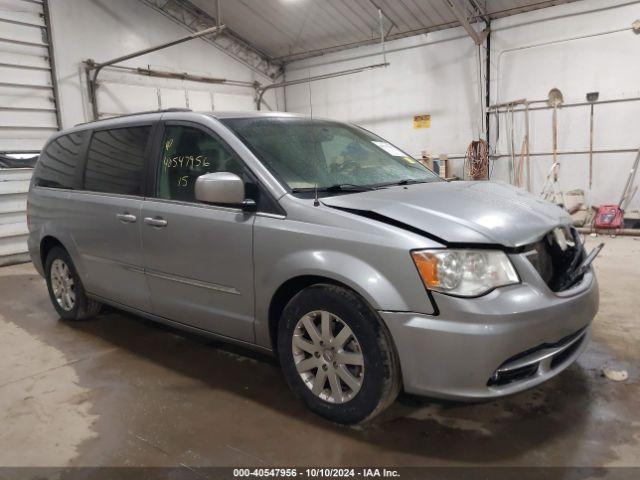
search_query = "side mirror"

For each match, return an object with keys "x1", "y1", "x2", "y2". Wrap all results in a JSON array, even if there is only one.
[{"x1": 195, "y1": 172, "x2": 246, "y2": 206}]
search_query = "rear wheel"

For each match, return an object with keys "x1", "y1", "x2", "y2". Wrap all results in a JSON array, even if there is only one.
[
  {"x1": 278, "y1": 284, "x2": 400, "y2": 424},
  {"x1": 45, "y1": 246, "x2": 101, "y2": 321}
]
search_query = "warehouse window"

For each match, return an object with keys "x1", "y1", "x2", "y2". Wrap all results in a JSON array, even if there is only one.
[
  {"x1": 34, "y1": 131, "x2": 89, "y2": 189},
  {"x1": 84, "y1": 126, "x2": 150, "y2": 195}
]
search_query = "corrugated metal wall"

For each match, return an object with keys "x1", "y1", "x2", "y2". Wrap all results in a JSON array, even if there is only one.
[
  {"x1": 1, "y1": 0, "x2": 58, "y2": 266},
  {"x1": 0, "y1": 0, "x2": 60, "y2": 153},
  {"x1": 0, "y1": 168, "x2": 31, "y2": 266}
]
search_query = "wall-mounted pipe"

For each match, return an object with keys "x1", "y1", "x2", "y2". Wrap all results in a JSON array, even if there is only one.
[
  {"x1": 494, "y1": 25, "x2": 634, "y2": 107},
  {"x1": 484, "y1": 24, "x2": 491, "y2": 146},
  {"x1": 89, "y1": 25, "x2": 225, "y2": 74},
  {"x1": 256, "y1": 62, "x2": 389, "y2": 110},
  {"x1": 577, "y1": 227, "x2": 640, "y2": 236},
  {"x1": 488, "y1": 95, "x2": 640, "y2": 170},
  {"x1": 489, "y1": 95, "x2": 640, "y2": 113},
  {"x1": 491, "y1": 148, "x2": 639, "y2": 158},
  {"x1": 106, "y1": 64, "x2": 255, "y2": 88},
  {"x1": 86, "y1": 25, "x2": 225, "y2": 120},
  {"x1": 443, "y1": 147, "x2": 639, "y2": 161}
]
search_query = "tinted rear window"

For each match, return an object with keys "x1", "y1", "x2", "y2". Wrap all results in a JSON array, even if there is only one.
[
  {"x1": 35, "y1": 131, "x2": 89, "y2": 189},
  {"x1": 84, "y1": 126, "x2": 150, "y2": 195}
]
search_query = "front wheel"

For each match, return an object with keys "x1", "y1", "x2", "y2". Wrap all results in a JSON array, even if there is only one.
[{"x1": 277, "y1": 284, "x2": 401, "y2": 424}]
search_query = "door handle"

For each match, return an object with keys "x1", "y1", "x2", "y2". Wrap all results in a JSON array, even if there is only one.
[
  {"x1": 116, "y1": 213, "x2": 137, "y2": 223},
  {"x1": 144, "y1": 216, "x2": 168, "y2": 228}
]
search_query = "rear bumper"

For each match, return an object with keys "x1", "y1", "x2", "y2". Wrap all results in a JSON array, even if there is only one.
[
  {"x1": 379, "y1": 267, "x2": 599, "y2": 400},
  {"x1": 27, "y1": 234, "x2": 44, "y2": 277}
]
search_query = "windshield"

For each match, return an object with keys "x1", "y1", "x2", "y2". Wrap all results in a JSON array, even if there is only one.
[{"x1": 221, "y1": 117, "x2": 440, "y2": 193}]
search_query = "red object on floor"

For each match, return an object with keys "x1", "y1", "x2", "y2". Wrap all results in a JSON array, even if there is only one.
[{"x1": 594, "y1": 204, "x2": 624, "y2": 229}]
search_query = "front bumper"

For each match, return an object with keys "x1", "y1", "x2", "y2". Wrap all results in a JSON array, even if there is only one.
[{"x1": 379, "y1": 255, "x2": 599, "y2": 400}]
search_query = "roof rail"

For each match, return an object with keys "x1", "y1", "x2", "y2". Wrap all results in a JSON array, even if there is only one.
[{"x1": 74, "y1": 108, "x2": 192, "y2": 126}]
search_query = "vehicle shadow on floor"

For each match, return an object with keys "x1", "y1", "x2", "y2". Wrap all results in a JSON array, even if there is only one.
[
  {"x1": 1, "y1": 271, "x2": 599, "y2": 465},
  {"x1": 67, "y1": 305, "x2": 597, "y2": 464}
]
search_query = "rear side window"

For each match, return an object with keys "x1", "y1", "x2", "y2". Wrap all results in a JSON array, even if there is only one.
[
  {"x1": 84, "y1": 126, "x2": 150, "y2": 195},
  {"x1": 35, "y1": 131, "x2": 88, "y2": 189}
]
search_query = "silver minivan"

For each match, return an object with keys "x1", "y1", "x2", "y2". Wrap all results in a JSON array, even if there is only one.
[{"x1": 27, "y1": 110, "x2": 599, "y2": 423}]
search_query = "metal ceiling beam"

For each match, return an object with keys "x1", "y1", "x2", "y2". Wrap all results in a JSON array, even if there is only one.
[
  {"x1": 467, "y1": 0, "x2": 490, "y2": 24},
  {"x1": 367, "y1": 0, "x2": 398, "y2": 35},
  {"x1": 140, "y1": 0, "x2": 282, "y2": 79},
  {"x1": 442, "y1": 0, "x2": 488, "y2": 45}
]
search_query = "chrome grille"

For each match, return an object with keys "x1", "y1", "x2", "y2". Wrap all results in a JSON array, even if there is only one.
[{"x1": 487, "y1": 328, "x2": 587, "y2": 387}]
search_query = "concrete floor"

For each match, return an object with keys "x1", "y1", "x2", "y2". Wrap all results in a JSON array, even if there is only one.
[{"x1": 0, "y1": 236, "x2": 638, "y2": 468}]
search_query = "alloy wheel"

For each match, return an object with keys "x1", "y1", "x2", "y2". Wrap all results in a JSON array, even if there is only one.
[
  {"x1": 291, "y1": 310, "x2": 364, "y2": 403},
  {"x1": 50, "y1": 259, "x2": 76, "y2": 311}
]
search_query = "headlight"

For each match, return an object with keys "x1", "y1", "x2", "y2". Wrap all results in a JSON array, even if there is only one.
[{"x1": 411, "y1": 249, "x2": 519, "y2": 297}]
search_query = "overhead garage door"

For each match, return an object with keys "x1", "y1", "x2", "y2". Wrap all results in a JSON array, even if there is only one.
[
  {"x1": 94, "y1": 80, "x2": 256, "y2": 119},
  {"x1": 0, "y1": 0, "x2": 59, "y2": 264},
  {"x1": 0, "y1": 0, "x2": 60, "y2": 153}
]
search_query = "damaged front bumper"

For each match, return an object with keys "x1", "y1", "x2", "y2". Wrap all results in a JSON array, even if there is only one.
[{"x1": 379, "y1": 251, "x2": 599, "y2": 400}]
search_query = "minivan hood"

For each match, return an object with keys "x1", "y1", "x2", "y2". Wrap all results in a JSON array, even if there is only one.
[{"x1": 321, "y1": 181, "x2": 571, "y2": 248}]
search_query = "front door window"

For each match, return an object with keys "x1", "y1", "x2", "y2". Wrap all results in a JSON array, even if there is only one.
[{"x1": 157, "y1": 125, "x2": 245, "y2": 202}]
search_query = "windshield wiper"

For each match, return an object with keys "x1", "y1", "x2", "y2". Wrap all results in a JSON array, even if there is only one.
[
  {"x1": 291, "y1": 183, "x2": 374, "y2": 193},
  {"x1": 325, "y1": 183, "x2": 374, "y2": 192},
  {"x1": 385, "y1": 179, "x2": 430, "y2": 187}
]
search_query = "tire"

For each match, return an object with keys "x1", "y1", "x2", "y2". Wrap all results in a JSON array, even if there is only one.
[
  {"x1": 277, "y1": 284, "x2": 401, "y2": 424},
  {"x1": 45, "y1": 246, "x2": 102, "y2": 321}
]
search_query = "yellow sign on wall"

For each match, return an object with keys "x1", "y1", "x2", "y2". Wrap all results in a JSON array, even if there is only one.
[{"x1": 413, "y1": 114, "x2": 431, "y2": 129}]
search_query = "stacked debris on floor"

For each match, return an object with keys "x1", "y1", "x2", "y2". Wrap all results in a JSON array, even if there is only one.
[{"x1": 565, "y1": 189, "x2": 593, "y2": 227}]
